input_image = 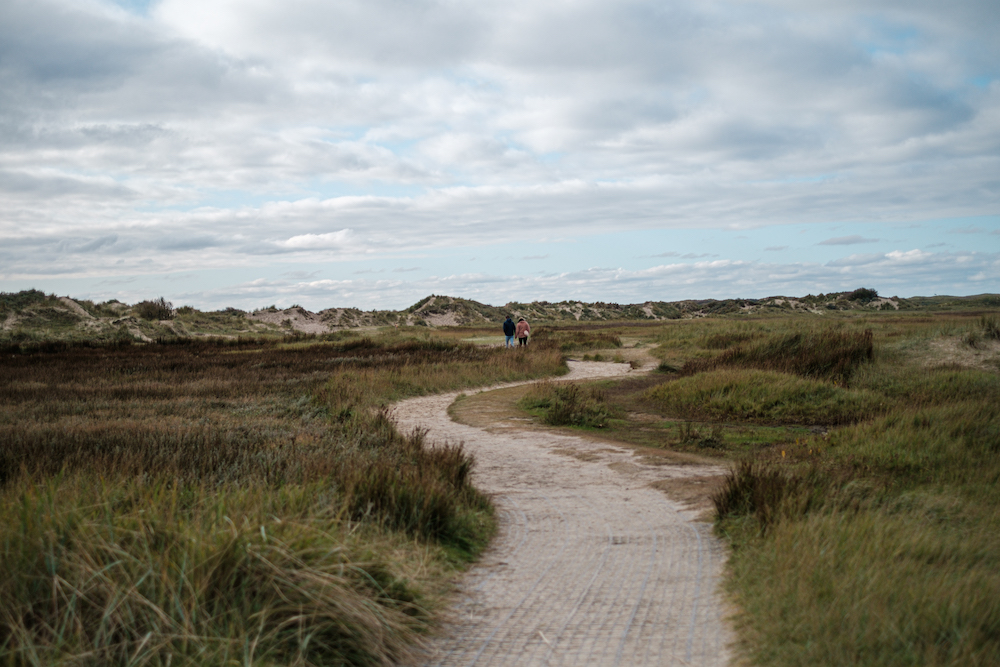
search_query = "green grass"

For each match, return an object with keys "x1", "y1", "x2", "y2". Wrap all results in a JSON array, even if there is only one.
[
  {"x1": 6, "y1": 308, "x2": 1000, "y2": 666},
  {"x1": 517, "y1": 381, "x2": 622, "y2": 428},
  {"x1": 728, "y1": 507, "x2": 1000, "y2": 666},
  {"x1": 704, "y1": 323, "x2": 1000, "y2": 665},
  {"x1": 645, "y1": 368, "x2": 882, "y2": 425},
  {"x1": 508, "y1": 312, "x2": 1000, "y2": 665}
]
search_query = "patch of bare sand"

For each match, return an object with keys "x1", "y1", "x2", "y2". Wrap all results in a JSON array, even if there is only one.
[
  {"x1": 927, "y1": 337, "x2": 1000, "y2": 372},
  {"x1": 247, "y1": 307, "x2": 332, "y2": 334},
  {"x1": 397, "y1": 361, "x2": 733, "y2": 666},
  {"x1": 59, "y1": 297, "x2": 94, "y2": 319}
]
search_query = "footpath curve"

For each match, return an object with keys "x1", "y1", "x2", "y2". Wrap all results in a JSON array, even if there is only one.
[{"x1": 395, "y1": 360, "x2": 733, "y2": 667}]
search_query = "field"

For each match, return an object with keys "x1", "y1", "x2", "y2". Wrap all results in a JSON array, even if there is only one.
[
  {"x1": 4, "y1": 297, "x2": 1000, "y2": 666},
  {"x1": 0, "y1": 331, "x2": 564, "y2": 666},
  {"x1": 513, "y1": 312, "x2": 1000, "y2": 666}
]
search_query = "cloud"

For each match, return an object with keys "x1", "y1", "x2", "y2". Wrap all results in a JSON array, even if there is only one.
[
  {"x1": 79, "y1": 234, "x2": 119, "y2": 252},
  {"x1": 764, "y1": 245, "x2": 788, "y2": 251},
  {"x1": 819, "y1": 235, "x2": 881, "y2": 246},
  {"x1": 274, "y1": 230, "x2": 353, "y2": 250},
  {"x1": 158, "y1": 249, "x2": 997, "y2": 311},
  {"x1": 1, "y1": 0, "x2": 999, "y2": 302}
]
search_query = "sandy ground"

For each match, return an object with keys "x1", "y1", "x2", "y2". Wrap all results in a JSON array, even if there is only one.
[{"x1": 394, "y1": 361, "x2": 733, "y2": 667}]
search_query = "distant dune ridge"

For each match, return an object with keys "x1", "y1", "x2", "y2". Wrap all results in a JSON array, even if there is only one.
[{"x1": 2, "y1": 288, "x2": 999, "y2": 341}]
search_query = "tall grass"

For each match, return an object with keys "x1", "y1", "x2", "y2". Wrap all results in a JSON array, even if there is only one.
[
  {"x1": 646, "y1": 369, "x2": 881, "y2": 425},
  {"x1": 702, "y1": 316, "x2": 1000, "y2": 666},
  {"x1": 0, "y1": 335, "x2": 565, "y2": 665},
  {"x1": 682, "y1": 329, "x2": 873, "y2": 384}
]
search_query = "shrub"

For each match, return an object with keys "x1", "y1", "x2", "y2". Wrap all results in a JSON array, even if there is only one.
[
  {"x1": 133, "y1": 296, "x2": 173, "y2": 320},
  {"x1": 980, "y1": 315, "x2": 1000, "y2": 341},
  {"x1": 519, "y1": 382, "x2": 620, "y2": 428},
  {"x1": 847, "y1": 287, "x2": 879, "y2": 303},
  {"x1": 0, "y1": 289, "x2": 48, "y2": 314}
]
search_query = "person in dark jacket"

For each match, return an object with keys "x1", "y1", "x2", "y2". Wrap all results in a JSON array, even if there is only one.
[{"x1": 502, "y1": 315, "x2": 516, "y2": 348}]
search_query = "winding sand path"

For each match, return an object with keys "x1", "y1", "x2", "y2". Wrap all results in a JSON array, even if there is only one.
[{"x1": 395, "y1": 361, "x2": 733, "y2": 667}]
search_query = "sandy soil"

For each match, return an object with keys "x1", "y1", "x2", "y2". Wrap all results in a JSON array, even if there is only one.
[
  {"x1": 395, "y1": 361, "x2": 733, "y2": 666},
  {"x1": 247, "y1": 307, "x2": 332, "y2": 334}
]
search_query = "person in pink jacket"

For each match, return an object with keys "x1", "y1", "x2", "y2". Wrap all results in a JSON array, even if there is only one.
[{"x1": 515, "y1": 317, "x2": 530, "y2": 347}]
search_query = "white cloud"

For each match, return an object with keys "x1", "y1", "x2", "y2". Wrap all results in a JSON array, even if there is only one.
[
  {"x1": 1, "y1": 0, "x2": 998, "y2": 303},
  {"x1": 275, "y1": 229, "x2": 353, "y2": 250},
  {"x1": 155, "y1": 249, "x2": 996, "y2": 311}
]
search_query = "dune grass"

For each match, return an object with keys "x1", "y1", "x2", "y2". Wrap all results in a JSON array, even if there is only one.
[
  {"x1": 0, "y1": 334, "x2": 565, "y2": 665},
  {"x1": 699, "y1": 318, "x2": 1000, "y2": 666},
  {"x1": 510, "y1": 312, "x2": 1000, "y2": 665},
  {"x1": 517, "y1": 381, "x2": 622, "y2": 428},
  {"x1": 645, "y1": 368, "x2": 882, "y2": 425}
]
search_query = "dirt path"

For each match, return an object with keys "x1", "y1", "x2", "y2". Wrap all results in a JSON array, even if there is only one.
[{"x1": 394, "y1": 361, "x2": 733, "y2": 666}]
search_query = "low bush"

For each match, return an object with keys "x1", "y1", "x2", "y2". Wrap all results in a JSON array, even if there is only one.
[
  {"x1": 133, "y1": 297, "x2": 174, "y2": 320},
  {"x1": 0, "y1": 289, "x2": 48, "y2": 314},
  {"x1": 847, "y1": 287, "x2": 879, "y2": 303},
  {"x1": 519, "y1": 381, "x2": 620, "y2": 428},
  {"x1": 982, "y1": 315, "x2": 1000, "y2": 340}
]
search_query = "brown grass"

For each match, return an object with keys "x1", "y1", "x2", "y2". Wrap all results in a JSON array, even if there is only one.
[{"x1": 0, "y1": 334, "x2": 565, "y2": 665}]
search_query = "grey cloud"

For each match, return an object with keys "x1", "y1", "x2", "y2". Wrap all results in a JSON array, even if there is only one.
[
  {"x1": 765, "y1": 246, "x2": 787, "y2": 251},
  {"x1": 1, "y1": 0, "x2": 998, "y2": 300},
  {"x1": 157, "y1": 235, "x2": 219, "y2": 251},
  {"x1": 0, "y1": 169, "x2": 136, "y2": 199},
  {"x1": 79, "y1": 234, "x2": 119, "y2": 252},
  {"x1": 819, "y1": 235, "x2": 880, "y2": 246},
  {"x1": 827, "y1": 253, "x2": 886, "y2": 267},
  {"x1": 949, "y1": 226, "x2": 993, "y2": 235},
  {"x1": 168, "y1": 249, "x2": 997, "y2": 311}
]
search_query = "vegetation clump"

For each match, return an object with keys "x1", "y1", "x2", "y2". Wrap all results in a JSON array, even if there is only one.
[
  {"x1": 132, "y1": 296, "x2": 174, "y2": 320},
  {"x1": 0, "y1": 289, "x2": 48, "y2": 314},
  {"x1": 846, "y1": 287, "x2": 879, "y2": 303},
  {"x1": 519, "y1": 382, "x2": 621, "y2": 428}
]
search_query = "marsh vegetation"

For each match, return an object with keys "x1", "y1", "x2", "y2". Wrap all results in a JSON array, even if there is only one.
[
  {"x1": 4, "y1": 304, "x2": 1000, "y2": 666},
  {"x1": 0, "y1": 332, "x2": 564, "y2": 666},
  {"x1": 517, "y1": 313, "x2": 1000, "y2": 666}
]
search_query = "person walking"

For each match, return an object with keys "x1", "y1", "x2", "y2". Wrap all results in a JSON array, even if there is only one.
[
  {"x1": 515, "y1": 317, "x2": 530, "y2": 347},
  {"x1": 502, "y1": 315, "x2": 516, "y2": 348}
]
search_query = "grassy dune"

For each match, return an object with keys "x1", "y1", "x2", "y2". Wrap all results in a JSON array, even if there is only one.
[{"x1": 0, "y1": 333, "x2": 564, "y2": 666}]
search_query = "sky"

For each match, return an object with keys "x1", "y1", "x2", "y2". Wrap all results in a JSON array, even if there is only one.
[{"x1": 1, "y1": 0, "x2": 998, "y2": 311}]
